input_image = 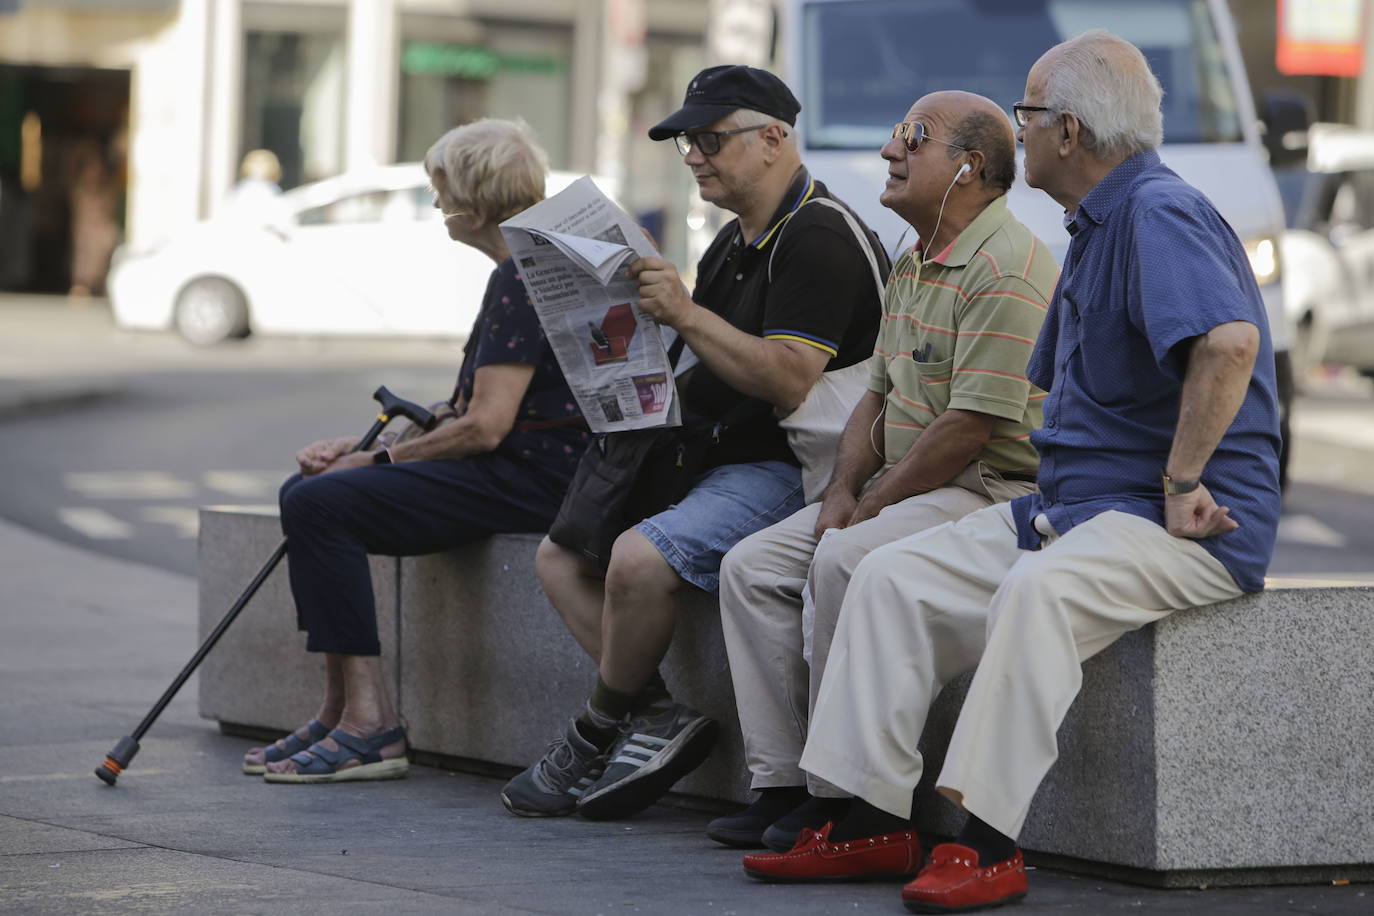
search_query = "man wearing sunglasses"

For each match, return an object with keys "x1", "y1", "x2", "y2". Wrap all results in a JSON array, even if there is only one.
[
  {"x1": 507, "y1": 65, "x2": 886, "y2": 820},
  {"x1": 722, "y1": 90, "x2": 1057, "y2": 862},
  {"x1": 781, "y1": 32, "x2": 1278, "y2": 913}
]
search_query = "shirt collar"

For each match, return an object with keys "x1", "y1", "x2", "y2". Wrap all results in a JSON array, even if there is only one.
[
  {"x1": 742, "y1": 168, "x2": 816, "y2": 250},
  {"x1": 922, "y1": 194, "x2": 1013, "y2": 267},
  {"x1": 1070, "y1": 148, "x2": 1162, "y2": 235}
]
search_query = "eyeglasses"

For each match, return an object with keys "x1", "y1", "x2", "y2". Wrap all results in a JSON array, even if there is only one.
[
  {"x1": 890, "y1": 121, "x2": 968, "y2": 153},
  {"x1": 674, "y1": 124, "x2": 768, "y2": 156},
  {"x1": 1012, "y1": 104, "x2": 1053, "y2": 128}
]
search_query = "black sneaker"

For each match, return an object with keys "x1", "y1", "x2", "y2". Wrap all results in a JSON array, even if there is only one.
[
  {"x1": 500, "y1": 719, "x2": 606, "y2": 817},
  {"x1": 706, "y1": 786, "x2": 810, "y2": 848},
  {"x1": 762, "y1": 795, "x2": 853, "y2": 852},
  {"x1": 575, "y1": 701, "x2": 718, "y2": 820}
]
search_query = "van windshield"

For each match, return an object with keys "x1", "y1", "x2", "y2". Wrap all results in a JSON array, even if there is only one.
[{"x1": 801, "y1": 0, "x2": 1242, "y2": 149}]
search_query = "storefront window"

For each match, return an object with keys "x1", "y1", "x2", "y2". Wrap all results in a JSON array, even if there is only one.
[
  {"x1": 396, "y1": 23, "x2": 572, "y2": 167},
  {"x1": 241, "y1": 31, "x2": 345, "y2": 190}
]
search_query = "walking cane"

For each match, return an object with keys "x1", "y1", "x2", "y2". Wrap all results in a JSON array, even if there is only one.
[{"x1": 95, "y1": 385, "x2": 435, "y2": 785}]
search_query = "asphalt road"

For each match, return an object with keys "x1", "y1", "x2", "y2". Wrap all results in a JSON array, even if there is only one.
[{"x1": 2, "y1": 297, "x2": 1372, "y2": 582}]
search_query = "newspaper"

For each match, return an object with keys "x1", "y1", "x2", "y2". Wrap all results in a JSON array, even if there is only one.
[{"x1": 500, "y1": 176, "x2": 679, "y2": 433}]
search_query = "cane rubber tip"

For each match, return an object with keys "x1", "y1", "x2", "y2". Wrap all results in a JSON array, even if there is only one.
[{"x1": 95, "y1": 763, "x2": 119, "y2": 786}]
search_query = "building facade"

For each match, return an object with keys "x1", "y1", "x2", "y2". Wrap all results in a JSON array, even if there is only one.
[{"x1": 0, "y1": 0, "x2": 712, "y2": 292}]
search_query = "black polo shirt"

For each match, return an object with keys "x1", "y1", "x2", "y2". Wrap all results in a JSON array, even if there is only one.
[{"x1": 680, "y1": 169, "x2": 887, "y2": 468}]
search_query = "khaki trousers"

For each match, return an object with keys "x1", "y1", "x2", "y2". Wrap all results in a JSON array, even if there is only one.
[
  {"x1": 799, "y1": 502, "x2": 1241, "y2": 838},
  {"x1": 718, "y1": 464, "x2": 1032, "y2": 795}
]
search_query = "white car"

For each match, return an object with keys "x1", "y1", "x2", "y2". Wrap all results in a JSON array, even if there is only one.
[
  {"x1": 1276, "y1": 123, "x2": 1374, "y2": 380},
  {"x1": 110, "y1": 165, "x2": 598, "y2": 345}
]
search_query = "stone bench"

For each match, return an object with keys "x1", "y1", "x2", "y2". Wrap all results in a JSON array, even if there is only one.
[{"x1": 197, "y1": 506, "x2": 1373, "y2": 887}]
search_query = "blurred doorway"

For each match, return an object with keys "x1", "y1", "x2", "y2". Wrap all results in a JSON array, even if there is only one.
[{"x1": 0, "y1": 65, "x2": 129, "y2": 295}]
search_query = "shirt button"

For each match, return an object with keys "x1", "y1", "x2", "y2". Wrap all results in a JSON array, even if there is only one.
[
  {"x1": 1047, "y1": 418, "x2": 1057, "y2": 428},
  {"x1": 735, "y1": 273, "x2": 744, "y2": 280}
]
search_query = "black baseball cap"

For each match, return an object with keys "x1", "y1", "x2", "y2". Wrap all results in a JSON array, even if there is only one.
[{"x1": 648, "y1": 65, "x2": 801, "y2": 141}]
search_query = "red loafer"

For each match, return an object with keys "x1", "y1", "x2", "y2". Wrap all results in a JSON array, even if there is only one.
[
  {"x1": 742, "y1": 821, "x2": 923, "y2": 882},
  {"x1": 901, "y1": 843, "x2": 1027, "y2": 912}
]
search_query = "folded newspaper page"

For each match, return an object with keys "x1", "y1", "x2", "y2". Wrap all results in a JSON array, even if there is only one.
[{"x1": 501, "y1": 176, "x2": 679, "y2": 433}]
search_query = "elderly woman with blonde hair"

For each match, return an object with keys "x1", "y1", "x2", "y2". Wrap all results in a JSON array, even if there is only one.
[{"x1": 241, "y1": 119, "x2": 590, "y2": 783}]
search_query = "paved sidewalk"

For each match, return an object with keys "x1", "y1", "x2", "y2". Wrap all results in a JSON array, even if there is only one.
[{"x1": 0, "y1": 516, "x2": 1369, "y2": 915}]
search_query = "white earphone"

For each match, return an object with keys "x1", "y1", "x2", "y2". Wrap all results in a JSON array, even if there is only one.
[{"x1": 925, "y1": 160, "x2": 972, "y2": 263}]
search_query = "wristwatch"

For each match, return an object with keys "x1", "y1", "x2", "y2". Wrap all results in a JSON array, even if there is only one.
[
  {"x1": 1161, "y1": 471, "x2": 1199, "y2": 496},
  {"x1": 372, "y1": 447, "x2": 393, "y2": 465}
]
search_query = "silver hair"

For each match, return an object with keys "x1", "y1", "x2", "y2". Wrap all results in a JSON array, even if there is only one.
[
  {"x1": 728, "y1": 108, "x2": 798, "y2": 152},
  {"x1": 1039, "y1": 30, "x2": 1164, "y2": 159},
  {"x1": 423, "y1": 118, "x2": 548, "y2": 223}
]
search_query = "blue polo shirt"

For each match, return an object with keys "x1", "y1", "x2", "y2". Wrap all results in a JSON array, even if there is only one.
[{"x1": 1009, "y1": 150, "x2": 1281, "y2": 593}]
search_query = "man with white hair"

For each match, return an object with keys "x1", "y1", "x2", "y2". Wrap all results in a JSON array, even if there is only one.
[
  {"x1": 503, "y1": 65, "x2": 886, "y2": 821},
  {"x1": 743, "y1": 32, "x2": 1281, "y2": 912}
]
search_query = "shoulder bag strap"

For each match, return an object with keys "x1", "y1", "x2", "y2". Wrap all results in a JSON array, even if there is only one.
[{"x1": 767, "y1": 197, "x2": 885, "y2": 295}]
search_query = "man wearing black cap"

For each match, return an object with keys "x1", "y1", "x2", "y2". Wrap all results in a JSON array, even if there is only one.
[{"x1": 502, "y1": 65, "x2": 887, "y2": 820}]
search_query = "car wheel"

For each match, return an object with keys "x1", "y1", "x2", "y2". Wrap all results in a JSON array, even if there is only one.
[{"x1": 174, "y1": 277, "x2": 250, "y2": 345}]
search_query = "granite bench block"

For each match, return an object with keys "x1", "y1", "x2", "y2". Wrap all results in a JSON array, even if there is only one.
[
  {"x1": 913, "y1": 585, "x2": 1374, "y2": 884},
  {"x1": 196, "y1": 507, "x2": 401, "y2": 735},
  {"x1": 198, "y1": 507, "x2": 1374, "y2": 885},
  {"x1": 399, "y1": 536, "x2": 751, "y2": 802}
]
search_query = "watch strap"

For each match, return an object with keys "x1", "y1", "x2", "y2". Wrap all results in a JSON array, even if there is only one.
[{"x1": 1161, "y1": 471, "x2": 1199, "y2": 495}]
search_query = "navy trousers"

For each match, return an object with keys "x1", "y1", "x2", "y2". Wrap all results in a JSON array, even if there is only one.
[{"x1": 279, "y1": 451, "x2": 568, "y2": 655}]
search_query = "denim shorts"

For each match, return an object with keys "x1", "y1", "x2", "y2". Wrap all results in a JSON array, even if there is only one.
[{"x1": 634, "y1": 460, "x2": 804, "y2": 593}]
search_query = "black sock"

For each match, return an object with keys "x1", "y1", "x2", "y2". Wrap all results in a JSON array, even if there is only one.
[
  {"x1": 956, "y1": 814, "x2": 1017, "y2": 865},
  {"x1": 636, "y1": 670, "x2": 672, "y2": 710},
  {"x1": 589, "y1": 676, "x2": 639, "y2": 720},
  {"x1": 742, "y1": 785, "x2": 809, "y2": 819},
  {"x1": 827, "y1": 798, "x2": 914, "y2": 841},
  {"x1": 574, "y1": 676, "x2": 638, "y2": 750},
  {"x1": 782, "y1": 794, "x2": 853, "y2": 830}
]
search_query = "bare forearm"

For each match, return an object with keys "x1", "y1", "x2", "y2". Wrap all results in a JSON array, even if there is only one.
[
  {"x1": 389, "y1": 413, "x2": 505, "y2": 462},
  {"x1": 1166, "y1": 322, "x2": 1259, "y2": 479},
  {"x1": 675, "y1": 306, "x2": 825, "y2": 410},
  {"x1": 826, "y1": 389, "x2": 886, "y2": 496},
  {"x1": 867, "y1": 408, "x2": 992, "y2": 502}
]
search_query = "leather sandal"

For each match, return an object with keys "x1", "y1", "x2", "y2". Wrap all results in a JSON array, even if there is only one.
[
  {"x1": 242, "y1": 719, "x2": 330, "y2": 775},
  {"x1": 263, "y1": 726, "x2": 409, "y2": 784}
]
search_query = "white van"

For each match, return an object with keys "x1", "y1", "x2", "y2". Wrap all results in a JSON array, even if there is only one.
[{"x1": 782, "y1": 0, "x2": 1301, "y2": 478}]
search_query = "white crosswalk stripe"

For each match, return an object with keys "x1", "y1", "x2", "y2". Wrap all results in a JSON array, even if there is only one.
[
  {"x1": 64, "y1": 471, "x2": 195, "y2": 499},
  {"x1": 1293, "y1": 409, "x2": 1374, "y2": 451},
  {"x1": 57, "y1": 470, "x2": 282, "y2": 541},
  {"x1": 141, "y1": 506, "x2": 201, "y2": 538},
  {"x1": 1277, "y1": 514, "x2": 1348, "y2": 548},
  {"x1": 202, "y1": 471, "x2": 282, "y2": 498},
  {"x1": 58, "y1": 508, "x2": 134, "y2": 539}
]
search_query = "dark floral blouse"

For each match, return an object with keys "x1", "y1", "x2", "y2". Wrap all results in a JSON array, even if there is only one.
[{"x1": 454, "y1": 258, "x2": 590, "y2": 478}]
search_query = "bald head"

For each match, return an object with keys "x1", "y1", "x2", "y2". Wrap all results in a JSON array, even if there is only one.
[
  {"x1": 1030, "y1": 30, "x2": 1163, "y2": 159},
  {"x1": 918, "y1": 90, "x2": 1017, "y2": 193}
]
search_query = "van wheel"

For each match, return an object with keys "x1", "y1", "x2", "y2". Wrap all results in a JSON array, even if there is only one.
[{"x1": 174, "y1": 277, "x2": 250, "y2": 345}]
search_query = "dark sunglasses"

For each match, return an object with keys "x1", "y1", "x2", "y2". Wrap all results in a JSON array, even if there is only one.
[
  {"x1": 1012, "y1": 104, "x2": 1053, "y2": 128},
  {"x1": 891, "y1": 120, "x2": 968, "y2": 153},
  {"x1": 674, "y1": 124, "x2": 768, "y2": 156}
]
